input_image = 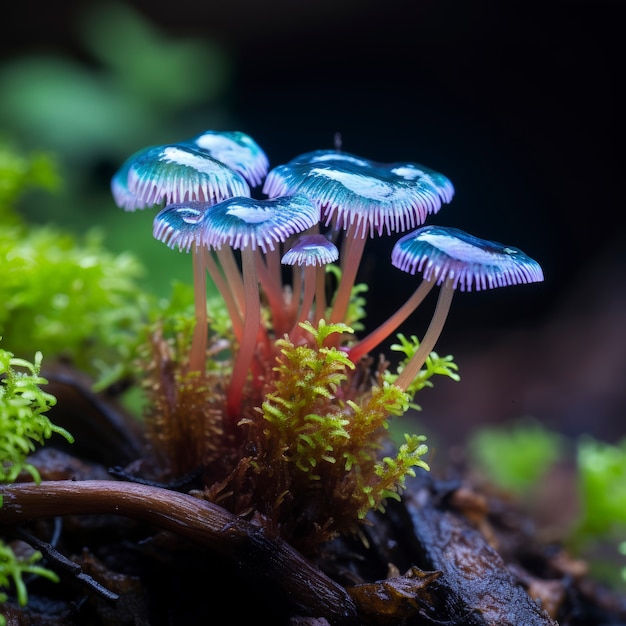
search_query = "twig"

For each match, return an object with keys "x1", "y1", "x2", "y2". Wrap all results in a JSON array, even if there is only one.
[{"x1": 14, "y1": 526, "x2": 120, "y2": 603}]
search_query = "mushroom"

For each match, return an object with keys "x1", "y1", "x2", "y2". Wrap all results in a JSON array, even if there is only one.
[
  {"x1": 263, "y1": 150, "x2": 454, "y2": 332},
  {"x1": 184, "y1": 130, "x2": 269, "y2": 188},
  {"x1": 385, "y1": 225, "x2": 544, "y2": 392},
  {"x1": 197, "y1": 194, "x2": 319, "y2": 420},
  {"x1": 153, "y1": 202, "x2": 245, "y2": 370},
  {"x1": 111, "y1": 143, "x2": 251, "y2": 210},
  {"x1": 112, "y1": 131, "x2": 269, "y2": 374},
  {"x1": 281, "y1": 233, "x2": 339, "y2": 340},
  {"x1": 112, "y1": 131, "x2": 268, "y2": 210}
]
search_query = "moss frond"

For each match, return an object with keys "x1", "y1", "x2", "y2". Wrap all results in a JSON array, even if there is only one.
[
  {"x1": 0, "y1": 341, "x2": 70, "y2": 623},
  {"x1": 384, "y1": 333, "x2": 459, "y2": 408},
  {"x1": 0, "y1": 343, "x2": 73, "y2": 489},
  {"x1": 0, "y1": 225, "x2": 152, "y2": 390},
  {"x1": 0, "y1": 539, "x2": 60, "y2": 622},
  {"x1": 245, "y1": 323, "x2": 429, "y2": 551},
  {"x1": 140, "y1": 322, "x2": 232, "y2": 478}
]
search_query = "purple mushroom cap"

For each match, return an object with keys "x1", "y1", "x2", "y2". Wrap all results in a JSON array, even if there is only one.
[
  {"x1": 183, "y1": 130, "x2": 270, "y2": 188},
  {"x1": 111, "y1": 143, "x2": 251, "y2": 211},
  {"x1": 391, "y1": 225, "x2": 545, "y2": 291},
  {"x1": 281, "y1": 234, "x2": 339, "y2": 267},
  {"x1": 263, "y1": 149, "x2": 454, "y2": 237},
  {"x1": 199, "y1": 194, "x2": 320, "y2": 253}
]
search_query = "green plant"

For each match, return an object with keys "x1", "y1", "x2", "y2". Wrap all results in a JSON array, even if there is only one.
[
  {"x1": 250, "y1": 321, "x2": 428, "y2": 549},
  {"x1": 0, "y1": 142, "x2": 155, "y2": 391},
  {"x1": 0, "y1": 344, "x2": 73, "y2": 488},
  {"x1": 0, "y1": 344, "x2": 73, "y2": 623},
  {"x1": 468, "y1": 421, "x2": 626, "y2": 589},
  {"x1": 0, "y1": 541, "x2": 61, "y2": 626},
  {"x1": 573, "y1": 436, "x2": 626, "y2": 586},
  {"x1": 0, "y1": 142, "x2": 60, "y2": 225},
  {"x1": 384, "y1": 333, "x2": 460, "y2": 409},
  {"x1": 468, "y1": 418, "x2": 565, "y2": 495}
]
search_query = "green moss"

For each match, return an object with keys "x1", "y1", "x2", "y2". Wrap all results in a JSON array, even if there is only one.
[
  {"x1": 0, "y1": 142, "x2": 155, "y2": 390},
  {"x1": 253, "y1": 321, "x2": 429, "y2": 545},
  {"x1": 0, "y1": 345, "x2": 72, "y2": 623},
  {"x1": 468, "y1": 418, "x2": 564, "y2": 494},
  {"x1": 384, "y1": 333, "x2": 460, "y2": 409},
  {"x1": 0, "y1": 344, "x2": 73, "y2": 488},
  {"x1": 573, "y1": 436, "x2": 626, "y2": 586},
  {"x1": 0, "y1": 142, "x2": 60, "y2": 226},
  {"x1": 0, "y1": 540, "x2": 61, "y2": 625}
]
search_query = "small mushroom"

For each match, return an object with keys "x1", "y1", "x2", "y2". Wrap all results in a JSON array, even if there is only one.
[
  {"x1": 386, "y1": 225, "x2": 544, "y2": 392},
  {"x1": 153, "y1": 202, "x2": 245, "y2": 370},
  {"x1": 281, "y1": 233, "x2": 339, "y2": 339},
  {"x1": 263, "y1": 149, "x2": 454, "y2": 330},
  {"x1": 113, "y1": 131, "x2": 269, "y2": 374},
  {"x1": 198, "y1": 194, "x2": 319, "y2": 419}
]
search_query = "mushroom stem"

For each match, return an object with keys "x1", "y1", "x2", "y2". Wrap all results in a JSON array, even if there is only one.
[
  {"x1": 289, "y1": 265, "x2": 316, "y2": 343},
  {"x1": 329, "y1": 224, "x2": 367, "y2": 325},
  {"x1": 215, "y1": 247, "x2": 246, "y2": 315},
  {"x1": 204, "y1": 250, "x2": 244, "y2": 340},
  {"x1": 393, "y1": 277, "x2": 455, "y2": 392},
  {"x1": 255, "y1": 248, "x2": 291, "y2": 337},
  {"x1": 290, "y1": 263, "x2": 303, "y2": 319},
  {"x1": 348, "y1": 278, "x2": 437, "y2": 364},
  {"x1": 226, "y1": 248, "x2": 261, "y2": 420},
  {"x1": 187, "y1": 245, "x2": 209, "y2": 373},
  {"x1": 313, "y1": 265, "x2": 329, "y2": 325}
]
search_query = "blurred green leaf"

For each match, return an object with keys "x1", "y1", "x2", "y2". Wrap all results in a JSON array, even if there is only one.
[
  {"x1": 78, "y1": 1, "x2": 231, "y2": 108},
  {"x1": 468, "y1": 418, "x2": 565, "y2": 494}
]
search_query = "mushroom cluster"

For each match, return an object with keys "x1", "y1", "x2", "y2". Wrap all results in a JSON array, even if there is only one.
[{"x1": 111, "y1": 130, "x2": 544, "y2": 420}]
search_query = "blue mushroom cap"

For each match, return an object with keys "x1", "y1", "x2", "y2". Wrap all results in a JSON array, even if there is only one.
[
  {"x1": 392, "y1": 225, "x2": 544, "y2": 291},
  {"x1": 281, "y1": 234, "x2": 339, "y2": 267},
  {"x1": 155, "y1": 194, "x2": 320, "y2": 254},
  {"x1": 263, "y1": 150, "x2": 454, "y2": 238},
  {"x1": 152, "y1": 202, "x2": 209, "y2": 253},
  {"x1": 112, "y1": 143, "x2": 251, "y2": 211},
  {"x1": 183, "y1": 130, "x2": 270, "y2": 188},
  {"x1": 201, "y1": 194, "x2": 319, "y2": 253}
]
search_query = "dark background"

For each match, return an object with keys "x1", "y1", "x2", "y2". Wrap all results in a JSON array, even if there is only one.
[{"x1": 2, "y1": 0, "x2": 624, "y2": 446}]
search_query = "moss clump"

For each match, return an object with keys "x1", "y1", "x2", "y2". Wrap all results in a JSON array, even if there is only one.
[
  {"x1": 0, "y1": 343, "x2": 73, "y2": 488},
  {"x1": 194, "y1": 321, "x2": 428, "y2": 553},
  {"x1": 0, "y1": 143, "x2": 154, "y2": 390},
  {"x1": 0, "y1": 344, "x2": 72, "y2": 624}
]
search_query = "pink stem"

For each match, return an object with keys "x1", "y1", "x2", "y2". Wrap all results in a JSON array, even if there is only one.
[
  {"x1": 204, "y1": 250, "x2": 244, "y2": 341},
  {"x1": 216, "y1": 247, "x2": 246, "y2": 314},
  {"x1": 348, "y1": 278, "x2": 436, "y2": 363},
  {"x1": 393, "y1": 278, "x2": 455, "y2": 392},
  {"x1": 226, "y1": 248, "x2": 261, "y2": 420},
  {"x1": 289, "y1": 266, "x2": 315, "y2": 343},
  {"x1": 329, "y1": 227, "x2": 367, "y2": 326},
  {"x1": 290, "y1": 265, "x2": 303, "y2": 320},
  {"x1": 313, "y1": 266, "x2": 328, "y2": 325},
  {"x1": 255, "y1": 248, "x2": 289, "y2": 337},
  {"x1": 187, "y1": 245, "x2": 209, "y2": 373}
]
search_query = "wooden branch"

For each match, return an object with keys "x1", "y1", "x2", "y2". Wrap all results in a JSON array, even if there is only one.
[{"x1": 0, "y1": 480, "x2": 358, "y2": 624}]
